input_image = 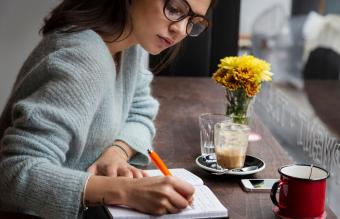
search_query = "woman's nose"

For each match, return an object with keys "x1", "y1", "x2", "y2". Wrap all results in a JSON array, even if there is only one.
[{"x1": 169, "y1": 18, "x2": 188, "y2": 37}]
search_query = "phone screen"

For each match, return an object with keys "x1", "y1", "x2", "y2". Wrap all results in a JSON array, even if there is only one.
[{"x1": 249, "y1": 179, "x2": 277, "y2": 189}]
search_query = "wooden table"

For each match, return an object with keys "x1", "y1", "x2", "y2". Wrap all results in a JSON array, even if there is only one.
[
  {"x1": 0, "y1": 77, "x2": 336, "y2": 219},
  {"x1": 151, "y1": 77, "x2": 337, "y2": 219}
]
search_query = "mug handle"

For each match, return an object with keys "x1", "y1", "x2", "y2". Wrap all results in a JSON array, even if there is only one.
[{"x1": 270, "y1": 180, "x2": 287, "y2": 209}]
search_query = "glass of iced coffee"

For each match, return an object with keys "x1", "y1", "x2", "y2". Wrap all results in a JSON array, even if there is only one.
[{"x1": 214, "y1": 122, "x2": 250, "y2": 169}]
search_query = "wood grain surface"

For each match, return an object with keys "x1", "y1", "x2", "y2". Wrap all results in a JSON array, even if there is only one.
[{"x1": 150, "y1": 77, "x2": 336, "y2": 219}]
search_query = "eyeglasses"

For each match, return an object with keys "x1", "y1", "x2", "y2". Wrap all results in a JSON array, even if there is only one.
[{"x1": 163, "y1": 0, "x2": 209, "y2": 37}]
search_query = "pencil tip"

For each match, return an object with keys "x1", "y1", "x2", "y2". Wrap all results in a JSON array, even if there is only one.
[{"x1": 147, "y1": 149, "x2": 152, "y2": 153}]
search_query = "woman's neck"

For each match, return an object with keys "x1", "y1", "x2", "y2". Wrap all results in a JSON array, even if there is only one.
[{"x1": 101, "y1": 31, "x2": 137, "y2": 55}]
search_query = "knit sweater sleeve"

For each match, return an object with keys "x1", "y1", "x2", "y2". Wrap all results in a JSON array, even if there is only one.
[
  {"x1": 116, "y1": 47, "x2": 159, "y2": 166},
  {"x1": 0, "y1": 46, "x2": 108, "y2": 218}
]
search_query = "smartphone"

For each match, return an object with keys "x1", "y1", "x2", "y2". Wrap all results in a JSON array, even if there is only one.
[{"x1": 240, "y1": 179, "x2": 279, "y2": 192}]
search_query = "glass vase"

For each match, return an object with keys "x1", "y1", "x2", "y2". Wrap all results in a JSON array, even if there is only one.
[{"x1": 225, "y1": 88, "x2": 253, "y2": 124}]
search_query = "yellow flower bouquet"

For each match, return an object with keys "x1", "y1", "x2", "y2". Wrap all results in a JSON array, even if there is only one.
[{"x1": 212, "y1": 55, "x2": 272, "y2": 123}]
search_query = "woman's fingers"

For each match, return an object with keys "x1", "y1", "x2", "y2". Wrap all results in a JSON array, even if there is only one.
[
  {"x1": 187, "y1": 195, "x2": 194, "y2": 205},
  {"x1": 166, "y1": 204, "x2": 180, "y2": 214},
  {"x1": 158, "y1": 198, "x2": 180, "y2": 214},
  {"x1": 95, "y1": 163, "x2": 146, "y2": 178},
  {"x1": 87, "y1": 164, "x2": 97, "y2": 174},
  {"x1": 160, "y1": 177, "x2": 192, "y2": 209},
  {"x1": 122, "y1": 176, "x2": 195, "y2": 216},
  {"x1": 100, "y1": 164, "x2": 117, "y2": 177},
  {"x1": 129, "y1": 166, "x2": 144, "y2": 178},
  {"x1": 153, "y1": 206, "x2": 168, "y2": 215},
  {"x1": 141, "y1": 169, "x2": 148, "y2": 177},
  {"x1": 167, "y1": 177, "x2": 195, "y2": 200},
  {"x1": 166, "y1": 187, "x2": 190, "y2": 209},
  {"x1": 117, "y1": 166, "x2": 133, "y2": 178}
]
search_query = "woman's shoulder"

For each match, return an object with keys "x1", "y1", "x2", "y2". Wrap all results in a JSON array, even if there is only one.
[
  {"x1": 17, "y1": 30, "x2": 114, "y2": 86},
  {"x1": 35, "y1": 30, "x2": 113, "y2": 71},
  {"x1": 47, "y1": 29, "x2": 108, "y2": 50}
]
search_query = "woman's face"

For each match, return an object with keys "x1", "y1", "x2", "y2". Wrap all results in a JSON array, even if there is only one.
[{"x1": 130, "y1": 0, "x2": 211, "y2": 55}]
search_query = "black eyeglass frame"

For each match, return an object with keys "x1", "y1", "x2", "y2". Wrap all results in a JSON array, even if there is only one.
[{"x1": 163, "y1": 0, "x2": 210, "y2": 37}]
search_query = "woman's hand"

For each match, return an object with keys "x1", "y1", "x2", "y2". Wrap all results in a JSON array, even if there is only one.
[
  {"x1": 122, "y1": 176, "x2": 195, "y2": 215},
  {"x1": 85, "y1": 175, "x2": 194, "y2": 215},
  {"x1": 87, "y1": 145, "x2": 147, "y2": 178}
]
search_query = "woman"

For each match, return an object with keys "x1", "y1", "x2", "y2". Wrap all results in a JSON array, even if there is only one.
[{"x1": 0, "y1": 0, "x2": 213, "y2": 218}]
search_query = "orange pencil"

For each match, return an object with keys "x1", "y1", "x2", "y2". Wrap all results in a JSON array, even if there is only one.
[{"x1": 147, "y1": 149, "x2": 172, "y2": 176}]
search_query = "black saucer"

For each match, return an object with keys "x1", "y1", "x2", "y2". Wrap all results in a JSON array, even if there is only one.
[{"x1": 195, "y1": 154, "x2": 265, "y2": 175}]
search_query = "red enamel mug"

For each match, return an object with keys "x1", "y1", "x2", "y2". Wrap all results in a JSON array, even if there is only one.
[{"x1": 270, "y1": 164, "x2": 329, "y2": 218}]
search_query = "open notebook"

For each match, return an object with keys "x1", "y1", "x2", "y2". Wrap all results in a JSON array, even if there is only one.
[{"x1": 105, "y1": 168, "x2": 228, "y2": 219}]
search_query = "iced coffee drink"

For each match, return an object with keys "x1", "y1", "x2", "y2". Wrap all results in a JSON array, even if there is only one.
[{"x1": 214, "y1": 123, "x2": 249, "y2": 169}]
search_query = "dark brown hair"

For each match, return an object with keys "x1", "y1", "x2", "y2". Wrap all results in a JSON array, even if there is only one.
[
  {"x1": 41, "y1": 0, "x2": 130, "y2": 40},
  {"x1": 41, "y1": 0, "x2": 217, "y2": 72}
]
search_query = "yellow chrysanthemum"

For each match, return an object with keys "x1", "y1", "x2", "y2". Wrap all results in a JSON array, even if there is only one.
[
  {"x1": 245, "y1": 82, "x2": 261, "y2": 97},
  {"x1": 212, "y1": 55, "x2": 272, "y2": 97},
  {"x1": 212, "y1": 68, "x2": 241, "y2": 90}
]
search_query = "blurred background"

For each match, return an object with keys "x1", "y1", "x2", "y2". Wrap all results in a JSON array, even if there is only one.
[{"x1": 1, "y1": 0, "x2": 340, "y2": 217}]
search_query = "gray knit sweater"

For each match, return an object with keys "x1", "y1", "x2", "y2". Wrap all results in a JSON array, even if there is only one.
[{"x1": 0, "y1": 29, "x2": 159, "y2": 218}]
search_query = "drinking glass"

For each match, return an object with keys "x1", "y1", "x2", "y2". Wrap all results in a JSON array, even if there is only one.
[
  {"x1": 214, "y1": 122, "x2": 250, "y2": 169},
  {"x1": 198, "y1": 113, "x2": 231, "y2": 158}
]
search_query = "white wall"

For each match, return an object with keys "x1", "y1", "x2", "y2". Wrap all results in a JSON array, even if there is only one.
[
  {"x1": 0, "y1": 0, "x2": 58, "y2": 111},
  {"x1": 240, "y1": 0, "x2": 292, "y2": 36}
]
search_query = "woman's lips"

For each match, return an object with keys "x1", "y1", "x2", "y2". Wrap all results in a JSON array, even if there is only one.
[{"x1": 157, "y1": 35, "x2": 174, "y2": 47}]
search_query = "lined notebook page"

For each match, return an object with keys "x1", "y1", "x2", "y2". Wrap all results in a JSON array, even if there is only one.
[
  {"x1": 107, "y1": 185, "x2": 227, "y2": 219},
  {"x1": 166, "y1": 185, "x2": 228, "y2": 218},
  {"x1": 145, "y1": 168, "x2": 204, "y2": 186}
]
